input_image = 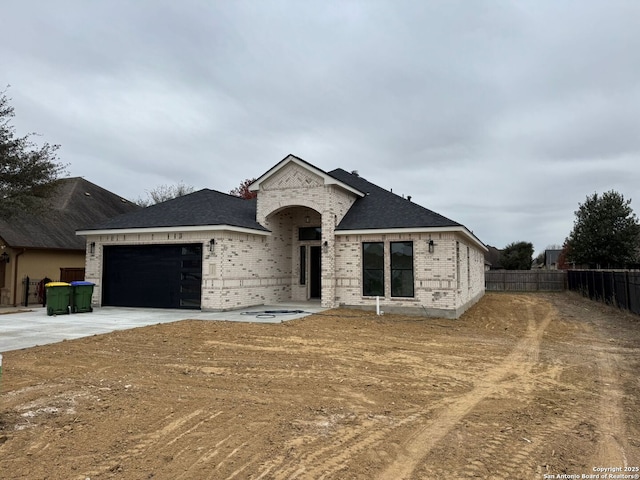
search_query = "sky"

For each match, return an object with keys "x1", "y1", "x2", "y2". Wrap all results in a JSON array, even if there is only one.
[{"x1": 2, "y1": 0, "x2": 639, "y2": 254}]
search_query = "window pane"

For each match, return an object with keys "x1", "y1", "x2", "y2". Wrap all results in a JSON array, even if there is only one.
[
  {"x1": 363, "y1": 270, "x2": 384, "y2": 296},
  {"x1": 300, "y1": 246, "x2": 306, "y2": 285},
  {"x1": 391, "y1": 270, "x2": 414, "y2": 297},
  {"x1": 363, "y1": 242, "x2": 384, "y2": 269},
  {"x1": 391, "y1": 241, "x2": 414, "y2": 297},
  {"x1": 181, "y1": 259, "x2": 200, "y2": 269},
  {"x1": 299, "y1": 227, "x2": 322, "y2": 240},
  {"x1": 391, "y1": 242, "x2": 413, "y2": 269},
  {"x1": 363, "y1": 242, "x2": 384, "y2": 296},
  {"x1": 181, "y1": 246, "x2": 201, "y2": 256}
]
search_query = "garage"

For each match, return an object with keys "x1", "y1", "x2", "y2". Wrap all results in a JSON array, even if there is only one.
[{"x1": 102, "y1": 244, "x2": 202, "y2": 309}]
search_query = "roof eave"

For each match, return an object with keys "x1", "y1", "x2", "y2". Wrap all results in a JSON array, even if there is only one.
[
  {"x1": 76, "y1": 225, "x2": 271, "y2": 237},
  {"x1": 335, "y1": 226, "x2": 488, "y2": 251}
]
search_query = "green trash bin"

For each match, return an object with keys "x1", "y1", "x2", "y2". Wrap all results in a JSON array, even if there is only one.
[
  {"x1": 45, "y1": 282, "x2": 72, "y2": 316},
  {"x1": 70, "y1": 281, "x2": 95, "y2": 313}
]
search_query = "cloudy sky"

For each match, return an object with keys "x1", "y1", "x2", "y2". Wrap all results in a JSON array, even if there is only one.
[{"x1": 3, "y1": 1, "x2": 639, "y2": 254}]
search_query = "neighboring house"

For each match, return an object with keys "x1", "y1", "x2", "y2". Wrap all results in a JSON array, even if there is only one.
[
  {"x1": 77, "y1": 155, "x2": 487, "y2": 318},
  {"x1": 0, "y1": 177, "x2": 140, "y2": 306},
  {"x1": 484, "y1": 245, "x2": 504, "y2": 270},
  {"x1": 544, "y1": 249, "x2": 563, "y2": 270}
]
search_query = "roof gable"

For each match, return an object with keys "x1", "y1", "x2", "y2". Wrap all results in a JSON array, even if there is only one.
[{"x1": 249, "y1": 154, "x2": 364, "y2": 197}]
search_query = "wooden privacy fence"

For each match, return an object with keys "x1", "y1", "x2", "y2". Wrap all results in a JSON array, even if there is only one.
[
  {"x1": 567, "y1": 270, "x2": 640, "y2": 315},
  {"x1": 485, "y1": 270, "x2": 567, "y2": 292}
]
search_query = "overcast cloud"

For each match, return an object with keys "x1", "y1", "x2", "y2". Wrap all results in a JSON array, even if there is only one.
[{"x1": 3, "y1": 0, "x2": 639, "y2": 253}]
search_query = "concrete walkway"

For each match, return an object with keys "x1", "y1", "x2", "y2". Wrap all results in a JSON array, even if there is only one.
[{"x1": 0, "y1": 302, "x2": 327, "y2": 352}]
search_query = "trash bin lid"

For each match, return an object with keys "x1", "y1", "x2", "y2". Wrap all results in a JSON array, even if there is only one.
[
  {"x1": 45, "y1": 282, "x2": 71, "y2": 287},
  {"x1": 70, "y1": 281, "x2": 95, "y2": 286}
]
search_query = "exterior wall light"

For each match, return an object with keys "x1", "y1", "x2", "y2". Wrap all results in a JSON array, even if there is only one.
[
  {"x1": 428, "y1": 239, "x2": 435, "y2": 253},
  {"x1": 89, "y1": 242, "x2": 96, "y2": 255},
  {"x1": 209, "y1": 239, "x2": 216, "y2": 253},
  {"x1": 323, "y1": 240, "x2": 329, "y2": 253},
  {"x1": 1, "y1": 252, "x2": 9, "y2": 263}
]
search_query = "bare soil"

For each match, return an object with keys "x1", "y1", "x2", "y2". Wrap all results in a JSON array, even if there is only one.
[{"x1": 1, "y1": 292, "x2": 639, "y2": 480}]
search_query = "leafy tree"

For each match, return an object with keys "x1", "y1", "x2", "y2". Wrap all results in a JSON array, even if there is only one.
[
  {"x1": 136, "y1": 182, "x2": 195, "y2": 207},
  {"x1": 565, "y1": 190, "x2": 640, "y2": 268},
  {"x1": 500, "y1": 241, "x2": 534, "y2": 270},
  {"x1": 533, "y1": 251, "x2": 545, "y2": 267},
  {"x1": 0, "y1": 88, "x2": 66, "y2": 216},
  {"x1": 230, "y1": 178, "x2": 257, "y2": 199}
]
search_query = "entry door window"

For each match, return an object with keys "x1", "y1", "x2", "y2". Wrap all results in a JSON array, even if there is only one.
[
  {"x1": 299, "y1": 246, "x2": 306, "y2": 285},
  {"x1": 310, "y1": 246, "x2": 322, "y2": 299}
]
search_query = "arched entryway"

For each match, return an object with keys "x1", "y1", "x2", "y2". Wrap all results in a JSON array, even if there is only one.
[{"x1": 264, "y1": 205, "x2": 322, "y2": 302}]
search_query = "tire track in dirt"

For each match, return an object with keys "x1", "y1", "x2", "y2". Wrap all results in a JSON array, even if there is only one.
[
  {"x1": 81, "y1": 409, "x2": 231, "y2": 478},
  {"x1": 377, "y1": 297, "x2": 554, "y2": 480},
  {"x1": 592, "y1": 349, "x2": 629, "y2": 467},
  {"x1": 258, "y1": 413, "x2": 422, "y2": 479}
]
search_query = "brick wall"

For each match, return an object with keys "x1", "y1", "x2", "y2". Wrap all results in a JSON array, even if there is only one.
[{"x1": 334, "y1": 231, "x2": 485, "y2": 318}]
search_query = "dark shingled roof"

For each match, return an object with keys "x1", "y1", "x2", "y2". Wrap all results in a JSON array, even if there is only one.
[
  {"x1": 328, "y1": 169, "x2": 461, "y2": 230},
  {"x1": 79, "y1": 163, "x2": 468, "y2": 236},
  {"x1": 0, "y1": 177, "x2": 140, "y2": 250},
  {"x1": 88, "y1": 189, "x2": 268, "y2": 232}
]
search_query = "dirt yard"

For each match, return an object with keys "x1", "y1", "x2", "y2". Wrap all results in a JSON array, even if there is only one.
[{"x1": 1, "y1": 292, "x2": 639, "y2": 480}]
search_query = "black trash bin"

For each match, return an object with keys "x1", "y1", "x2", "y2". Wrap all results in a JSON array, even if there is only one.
[{"x1": 70, "y1": 281, "x2": 95, "y2": 313}]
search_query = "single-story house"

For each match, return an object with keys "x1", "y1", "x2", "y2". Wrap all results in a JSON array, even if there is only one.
[
  {"x1": 0, "y1": 177, "x2": 140, "y2": 306},
  {"x1": 77, "y1": 155, "x2": 487, "y2": 318}
]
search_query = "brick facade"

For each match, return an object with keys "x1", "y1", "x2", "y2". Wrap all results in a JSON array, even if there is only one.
[{"x1": 82, "y1": 157, "x2": 485, "y2": 317}]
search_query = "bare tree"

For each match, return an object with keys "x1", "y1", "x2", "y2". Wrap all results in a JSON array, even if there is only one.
[{"x1": 136, "y1": 182, "x2": 195, "y2": 207}]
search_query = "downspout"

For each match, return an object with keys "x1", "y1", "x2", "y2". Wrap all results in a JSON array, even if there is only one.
[{"x1": 12, "y1": 248, "x2": 26, "y2": 307}]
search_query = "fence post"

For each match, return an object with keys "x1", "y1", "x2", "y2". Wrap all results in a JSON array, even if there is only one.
[
  {"x1": 23, "y1": 275, "x2": 30, "y2": 307},
  {"x1": 626, "y1": 271, "x2": 631, "y2": 311}
]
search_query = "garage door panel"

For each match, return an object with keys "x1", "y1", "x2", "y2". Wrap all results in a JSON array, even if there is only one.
[{"x1": 103, "y1": 244, "x2": 202, "y2": 309}]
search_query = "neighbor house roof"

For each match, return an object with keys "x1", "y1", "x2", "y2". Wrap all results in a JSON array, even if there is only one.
[
  {"x1": 78, "y1": 189, "x2": 269, "y2": 234},
  {"x1": 484, "y1": 245, "x2": 504, "y2": 269},
  {"x1": 0, "y1": 177, "x2": 140, "y2": 250}
]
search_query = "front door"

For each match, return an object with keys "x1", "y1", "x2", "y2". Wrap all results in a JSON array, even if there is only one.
[{"x1": 310, "y1": 246, "x2": 322, "y2": 299}]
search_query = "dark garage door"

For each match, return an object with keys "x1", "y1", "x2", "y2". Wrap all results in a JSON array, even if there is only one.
[{"x1": 103, "y1": 244, "x2": 202, "y2": 309}]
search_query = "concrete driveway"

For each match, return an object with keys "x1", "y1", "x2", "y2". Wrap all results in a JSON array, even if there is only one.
[{"x1": 0, "y1": 303, "x2": 327, "y2": 352}]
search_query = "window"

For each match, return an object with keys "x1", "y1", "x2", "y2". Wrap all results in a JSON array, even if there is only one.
[
  {"x1": 362, "y1": 242, "x2": 384, "y2": 296},
  {"x1": 467, "y1": 246, "x2": 471, "y2": 288},
  {"x1": 300, "y1": 246, "x2": 306, "y2": 285},
  {"x1": 299, "y1": 227, "x2": 321, "y2": 241},
  {"x1": 456, "y1": 241, "x2": 461, "y2": 289},
  {"x1": 391, "y1": 241, "x2": 414, "y2": 297}
]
